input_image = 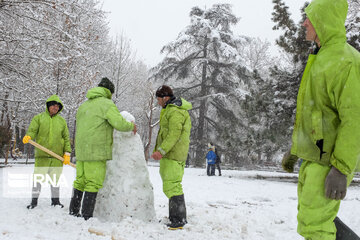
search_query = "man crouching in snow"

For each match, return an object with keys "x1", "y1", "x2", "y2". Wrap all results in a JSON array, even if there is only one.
[
  {"x1": 281, "y1": 0, "x2": 360, "y2": 239},
  {"x1": 69, "y1": 77, "x2": 137, "y2": 220},
  {"x1": 151, "y1": 85, "x2": 192, "y2": 230}
]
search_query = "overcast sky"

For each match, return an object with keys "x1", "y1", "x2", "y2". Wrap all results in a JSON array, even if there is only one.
[{"x1": 101, "y1": 0, "x2": 307, "y2": 67}]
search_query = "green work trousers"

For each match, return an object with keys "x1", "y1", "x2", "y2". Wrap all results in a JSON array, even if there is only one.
[
  {"x1": 73, "y1": 160, "x2": 107, "y2": 193},
  {"x1": 33, "y1": 157, "x2": 63, "y2": 185},
  {"x1": 297, "y1": 160, "x2": 353, "y2": 240},
  {"x1": 159, "y1": 158, "x2": 185, "y2": 198}
]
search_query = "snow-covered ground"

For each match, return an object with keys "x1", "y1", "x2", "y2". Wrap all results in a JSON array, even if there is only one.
[{"x1": 0, "y1": 163, "x2": 359, "y2": 240}]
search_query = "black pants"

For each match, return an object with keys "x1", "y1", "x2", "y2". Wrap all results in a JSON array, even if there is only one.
[
  {"x1": 207, "y1": 164, "x2": 215, "y2": 176},
  {"x1": 215, "y1": 162, "x2": 221, "y2": 175}
]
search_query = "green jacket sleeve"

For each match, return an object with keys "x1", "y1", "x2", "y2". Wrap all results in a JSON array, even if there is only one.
[
  {"x1": 62, "y1": 121, "x2": 72, "y2": 153},
  {"x1": 330, "y1": 65, "x2": 360, "y2": 175},
  {"x1": 154, "y1": 129, "x2": 160, "y2": 154},
  {"x1": 26, "y1": 115, "x2": 40, "y2": 139},
  {"x1": 158, "y1": 109, "x2": 184, "y2": 155},
  {"x1": 105, "y1": 104, "x2": 134, "y2": 132}
]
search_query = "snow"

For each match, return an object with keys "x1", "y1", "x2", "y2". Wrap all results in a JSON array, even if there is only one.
[
  {"x1": 94, "y1": 111, "x2": 156, "y2": 223},
  {"x1": 1, "y1": 163, "x2": 359, "y2": 239}
]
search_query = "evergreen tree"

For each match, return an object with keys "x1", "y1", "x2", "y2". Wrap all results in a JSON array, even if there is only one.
[
  {"x1": 265, "y1": 0, "x2": 312, "y2": 159},
  {"x1": 150, "y1": 4, "x2": 247, "y2": 166},
  {"x1": 347, "y1": 0, "x2": 360, "y2": 51}
]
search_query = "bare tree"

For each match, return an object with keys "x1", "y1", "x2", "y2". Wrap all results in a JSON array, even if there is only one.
[
  {"x1": 144, "y1": 90, "x2": 159, "y2": 162},
  {"x1": 238, "y1": 37, "x2": 276, "y2": 75}
]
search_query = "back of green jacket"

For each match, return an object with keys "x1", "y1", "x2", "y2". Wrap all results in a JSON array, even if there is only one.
[
  {"x1": 75, "y1": 87, "x2": 134, "y2": 161},
  {"x1": 291, "y1": 0, "x2": 360, "y2": 174},
  {"x1": 26, "y1": 95, "x2": 71, "y2": 158},
  {"x1": 155, "y1": 97, "x2": 192, "y2": 162}
]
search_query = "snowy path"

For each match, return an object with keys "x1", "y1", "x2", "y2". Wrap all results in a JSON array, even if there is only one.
[{"x1": 0, "y1": 164, "x2": 359, "y2": 240}]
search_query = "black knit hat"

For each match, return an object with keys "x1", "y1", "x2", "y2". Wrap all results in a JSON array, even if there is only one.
[
  {"x1": 98, "y1": 77, "x2": 115, "y2": 94},
  {"x1": 155, "y1": 85, "x2": 174, "y2": 98}
]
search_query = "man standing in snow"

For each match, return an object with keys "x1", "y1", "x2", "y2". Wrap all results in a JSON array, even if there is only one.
[
  {"x1": 151, "y1": 85, "x2": 192, "y2": 229},
  {"x1": 69, "y1": 77, "x2": 137, "y2": 220},
  {"x1": 206, "y1": 143, "x2": 216, "y2": 176},
  {"x1": 212, "y1": 142, "x2": 222, "y2": 176},
  {"x1": 23, "y1": 95, "x2": 71, "y2": 209},
  {"x1": 282, "y1": 0, "x2": 360, "y2": 239}
]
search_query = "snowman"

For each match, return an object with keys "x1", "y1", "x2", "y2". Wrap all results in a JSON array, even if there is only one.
[{"x1": 94, "y1": 111, "x2": 156, "y2": 223}]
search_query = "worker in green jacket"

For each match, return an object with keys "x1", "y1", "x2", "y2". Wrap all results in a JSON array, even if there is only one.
[
  {"x1": 23, "y1": 95, "x2": 71, "y2": 209},
  {"x1": 151, "y1": 85, "x2": 192, "y2": 230},
  {"x1": 282, "y1": 0, "x2": 360, "y2": 239},
  {"x1": 69, "y1": 77, "x2": 137, "y2": 220}
]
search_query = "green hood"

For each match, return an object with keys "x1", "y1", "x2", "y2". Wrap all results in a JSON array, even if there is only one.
[
  {"x1": 27, "y1": 94, "x2": 71, "y2": 159},
  {"x1": 86, "y1": 87, "x2": 112, "y2": 100},
  {"x1": 46, "y1": 95, "x2": 64, "y2": 115},
  {"x1": 305, "y1": 0, "x2": 348, "y2": 46},
  {"x1": 167, "y1": 97, "x2": 192, "y2": 111},
  {"x1": 180, "y1": 98, "x2": 192, "y2": 111}
]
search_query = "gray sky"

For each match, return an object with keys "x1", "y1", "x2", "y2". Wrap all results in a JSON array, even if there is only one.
[{"x1": 101, "y1": 0, "x2": 306, "y2": 67}]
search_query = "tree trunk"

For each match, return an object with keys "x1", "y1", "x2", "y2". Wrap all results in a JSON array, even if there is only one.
[
  {"x1": 5, "y1": 140, "x2": 11, "y2": 165},
  {"x1": 194, "y1": 46, "x2": 208, "y2": 167},
  {"x1": 144, "y1": 92, "x2": 157, "y2": 162}
]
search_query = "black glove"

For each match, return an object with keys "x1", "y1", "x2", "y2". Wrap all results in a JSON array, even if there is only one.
[
  {"x1": 281, "y1": 150, "x2": 298, "y2": 173},
  {"x1": 325, "y1": 166, "x2": 347, "y2": 200}
]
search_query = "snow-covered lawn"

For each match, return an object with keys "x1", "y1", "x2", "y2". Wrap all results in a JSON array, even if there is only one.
[{"x1": 0, "y1": 163, "x2": 359, "y2": 240}]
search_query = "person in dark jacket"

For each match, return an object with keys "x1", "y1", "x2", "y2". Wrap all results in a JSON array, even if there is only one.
[{"x1": 214, "y1": 145, "x2": 222, "y2": 176}]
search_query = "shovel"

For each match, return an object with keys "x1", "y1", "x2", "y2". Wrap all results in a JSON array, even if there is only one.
[{"x1": 28, "y1": 140, "x2": 76, "y2": 168}]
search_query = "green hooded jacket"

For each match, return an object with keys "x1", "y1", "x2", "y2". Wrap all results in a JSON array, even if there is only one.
[
  {"x1": 155, "y1": 97, "x2": 192, "y2": 162},
  {"x1": 291, "y1": 0, "x2": 360, "y2": 175},
  {"x1": 75, "y1": 87, "x2": 134, "y2": 161},
  {"x1": 26, "y1": 95, "x2": 71, "y2": 158}
]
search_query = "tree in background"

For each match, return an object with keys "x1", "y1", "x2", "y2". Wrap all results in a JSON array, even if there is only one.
[
  {"x1": 346, "y1": 0, "x2": 360, "y2": 51},
  {"x1": 0, "y1": 0, "x2": 109, "y2": 140},
  {"x1": 143, "y1": 90, "x2": 160, "y2": 162},
  {"x1": 238, "y1": 37, "x2": 276, "y2": 76},
  {"x1": 0, "y1": 125, "x2": 11, "y2": 159},
  {"x1": 0, "y1": 0, "x2": 150, "y2": 159}
]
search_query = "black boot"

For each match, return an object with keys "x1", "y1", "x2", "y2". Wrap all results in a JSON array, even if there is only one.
[
  {"x1": 27, "y1": 198, "x2": 38, "y2": 209},
  {"x1": 167, "y1": 194, "x2": 187, "y2": 229},
  {"x1": 334, "y1": 216, "x2": 360, "y2": 240},
  {"x1": 69, "y1": 188, "x2": 84, "y2": 216},
  {"x1": 81, "y1": 191, "x2": 97, "y2": 220},
  {"x1": 50, "y1": 186, "x2": 64, "y2": 208},
  {"x1": 27, "y1": 182, "x2": 41, "y2": 209}
]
